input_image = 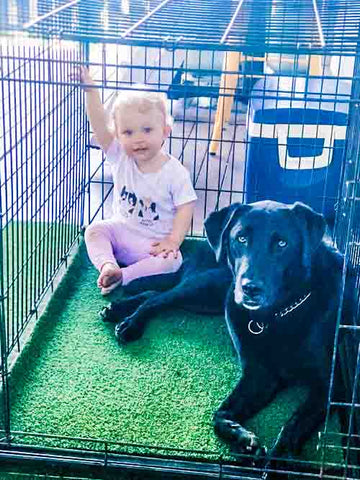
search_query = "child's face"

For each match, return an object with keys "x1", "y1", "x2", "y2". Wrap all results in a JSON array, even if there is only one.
[{"x1": 116, "y1": 106, "x2": 170, "y2": 164}]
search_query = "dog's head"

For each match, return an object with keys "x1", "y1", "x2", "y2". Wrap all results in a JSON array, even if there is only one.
[{"x1": 204, "y1": 200, "x2": 326, "y2": 313}]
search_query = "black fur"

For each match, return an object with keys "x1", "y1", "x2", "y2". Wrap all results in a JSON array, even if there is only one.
[{"x1": 100, "y1": 200, "x2": 357, "y2": 472}]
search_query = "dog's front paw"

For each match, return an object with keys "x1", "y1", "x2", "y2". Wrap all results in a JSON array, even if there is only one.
[
  {"x1": 214, "y1": 412, "x2": 266, "y2": 457},
  {"x1": 99, "y1": 304, "x2": 118, "y2": 323},
  {"x1": 115, "y1": 317, "x2": 145, "y2": 343}
]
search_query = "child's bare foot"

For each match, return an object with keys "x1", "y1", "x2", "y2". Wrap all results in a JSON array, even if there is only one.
[{"x1": 98, "y1": 263, "x2": 123, "y2": 295}]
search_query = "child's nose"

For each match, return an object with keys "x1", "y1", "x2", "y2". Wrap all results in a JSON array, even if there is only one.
[{"x1": 133, "y1": 131, "x2": 145, "y2": 142}]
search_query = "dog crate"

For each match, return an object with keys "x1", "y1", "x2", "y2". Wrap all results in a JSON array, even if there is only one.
[{"x1": 0, "y1": 1, "x2": 360, "y2": 479}]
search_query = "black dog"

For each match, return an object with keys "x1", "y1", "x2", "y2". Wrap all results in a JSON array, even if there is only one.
[{"x1": 100, "y1": 200, "x2": 357, "y2": 469}]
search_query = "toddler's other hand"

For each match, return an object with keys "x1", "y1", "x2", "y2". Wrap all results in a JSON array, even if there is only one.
[{"x1": 150, "y1": 237, "x2": 180, "y2": 258}]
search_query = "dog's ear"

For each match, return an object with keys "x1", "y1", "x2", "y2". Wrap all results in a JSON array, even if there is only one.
[
  {"x1": 204, "y1": 203, "x2": 249, "y2": 262},
  {"x1": 291, "y1": 202, "x2": 326, "y2": 263}
]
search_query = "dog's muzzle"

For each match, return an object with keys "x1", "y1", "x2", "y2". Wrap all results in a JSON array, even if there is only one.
[{"x1": 235, "y1": 278, "x2": 266, "y2": 310}]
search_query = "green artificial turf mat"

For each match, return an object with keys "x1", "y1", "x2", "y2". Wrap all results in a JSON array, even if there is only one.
[
  {"x1": 1, "y1": 220, "x2": 80, "y2": 351},
  {"x1": 8, "y1": 240, "x2": 342, "y2": 466}
]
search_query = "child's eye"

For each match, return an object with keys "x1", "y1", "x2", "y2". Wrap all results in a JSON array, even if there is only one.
[
  {"x1": 143, "y1": 127, "x2": 152, "y2": 133},
  {"x1": 123, "y1": 130, "x2": 132, "y2": 136}
]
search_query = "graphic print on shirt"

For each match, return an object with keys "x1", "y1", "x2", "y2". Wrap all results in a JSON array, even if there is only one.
[
  {"x1": 119, "y1": 185, "x2": 159, "y2": 226},
  {"x1": 120, "y1": 186, "x2": 138, "y2": 215},
  {"x1": 138, "y1": 197, "x2": 160, "y2": 226}
]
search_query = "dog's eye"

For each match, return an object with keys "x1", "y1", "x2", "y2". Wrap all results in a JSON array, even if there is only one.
[
  {"x1": 238, "y1": 235, "x2": 247, "y2": 244},
  {"x1": 278, "y1": 239, "x2": 287, "y2": 248}
]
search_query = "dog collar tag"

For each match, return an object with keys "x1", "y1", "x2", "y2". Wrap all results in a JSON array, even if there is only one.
[{"x1": 248, "y1": 320, "x2": 265, "y2": 335}]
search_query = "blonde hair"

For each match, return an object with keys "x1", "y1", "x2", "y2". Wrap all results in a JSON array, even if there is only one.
[{"x1": 112, "y1": 85, "x2": 173, "y2": 129}]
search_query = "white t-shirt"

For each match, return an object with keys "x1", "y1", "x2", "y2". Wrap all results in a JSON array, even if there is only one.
[{"x1": 106, "y1": 140, "x2": 197, "y2": 239}]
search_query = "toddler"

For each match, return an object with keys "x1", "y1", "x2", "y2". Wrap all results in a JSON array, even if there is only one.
[{"x1": 79, "y1": 67, "x2": 197, "y2": 295}]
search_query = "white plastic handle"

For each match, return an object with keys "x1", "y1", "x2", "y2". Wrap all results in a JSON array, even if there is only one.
[
  {"x1": 276, "y1": 124, "x2": 336, "y2": 170},
  {"x1": 247, "y1": 119, "x2": 346, "y2": 171}
]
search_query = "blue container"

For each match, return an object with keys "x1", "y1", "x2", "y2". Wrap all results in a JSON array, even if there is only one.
[{"x1": 245, "y1": 76, "x2": 350, "y2": 221}]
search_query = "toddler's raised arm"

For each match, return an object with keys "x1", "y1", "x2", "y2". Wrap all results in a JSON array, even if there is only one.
[{"x1": 79, "y1": 66, "x2": 114, "y2": 153}]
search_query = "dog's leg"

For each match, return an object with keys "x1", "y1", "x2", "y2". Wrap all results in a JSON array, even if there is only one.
[
  {"x1": 115, "y1": 268, "x2": 229, "y2": 343},
  {"x1": 258, "y1": 389, "x2": 328, "y2": 480},
  {"x1": 100, "y1": 291, "x2": 157, "y2": 323},
  {"x1": 271, "y1": 389, "x2": 327, "y2": 456},
  {"x1": 214, "y1": 363, "x2": 280, "y2": 457}
]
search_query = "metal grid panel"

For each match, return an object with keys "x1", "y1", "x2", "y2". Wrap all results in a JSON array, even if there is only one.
[
  {"x1": 0, "y1": 1, "x2": 359, "y2": 478},
  {"x1": 0, "y1": 38, "x2": 87, "y2": 357},
  {"x1": 1, "y1": 0, "x2": 360, "y2": 54}
]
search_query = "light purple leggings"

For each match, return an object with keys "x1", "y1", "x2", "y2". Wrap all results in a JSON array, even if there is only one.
[{"x1": 84, "y1": 219, "x2": 183, "y2": 286}]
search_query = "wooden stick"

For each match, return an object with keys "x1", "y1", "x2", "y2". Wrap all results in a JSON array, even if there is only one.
[{"x1": 209, "y1": 51, "x2": 241, "y2": 155}]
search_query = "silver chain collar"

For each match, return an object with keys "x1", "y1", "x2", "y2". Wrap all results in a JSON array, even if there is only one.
[
  {"x1": 247, "y1": 292, "x2": 312, "y2": 335},
  {"x1": 274, "y1": 292, "x2": 312, "y2": 318}
]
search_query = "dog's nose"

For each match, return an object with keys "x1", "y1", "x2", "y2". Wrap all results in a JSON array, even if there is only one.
[{"x1": 242, "y1": 280, "x2": 263, "y2": 298}]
